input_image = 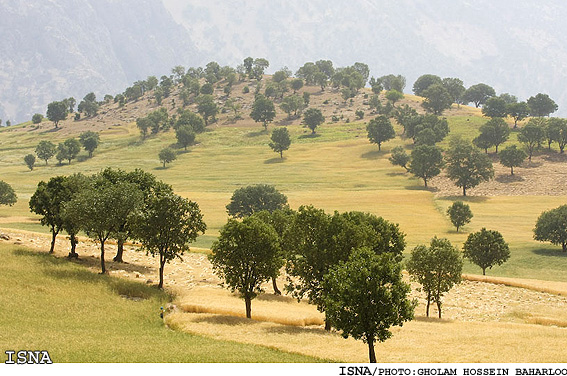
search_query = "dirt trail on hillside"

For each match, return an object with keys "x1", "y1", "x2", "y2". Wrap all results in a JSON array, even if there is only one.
[{"x1": 3, "y1": 228, "x2": 567, "y2": 327}]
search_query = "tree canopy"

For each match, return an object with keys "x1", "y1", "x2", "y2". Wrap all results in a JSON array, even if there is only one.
[
  {"x1": 269, "y1": 127, "x2": 291, "y2": 158},
  {"x1": 209, "y1": 216, "x2": 280, "y2": 318},
  {"x1": 366, "y1": 116, "x2": 395, "y2": 151},
  {"x1": 446, "y1": 201, "x2": 473, "y2": 232},
  {"x1": 226, "y1": 184, "x2": 288, "y2": 218},
  {"x1": 35, "y1": 141, "x2": 57, "y2": 165},
  {"x1": 133, "y1": 193, "x2": 206, "y2": 288},
  {"x1": 408, "y1": 145, "x2": 444, "y2": 188},
  {"x1": 445, "y1": 138, "x2": 494, "y2": 196},
  {"x1": 406, "y1": 237, "x2": 462, "y2": 318},
  {"x1": 463, "y1": 228, "x2": 510, "y2": 275},
  {"x1": 303, "y1": 108, "x2": 325, "y2": 134},
  {"x1": 533, "y1": 205, "x2": 567, "y2": 252},
  {"x1": 527, "y1": 93, "x2": 558, "y2": 117},
  {"x1": 462, "y1": 84, "x2": 495, "y2": 108},
  {"x1": 46, "y1": 101, "x2": 68, "y2": 128},
  {"x1": 0, "y1": 181, "x2": 17, "y2": 206},
  {"x1": 250, "y1": 94, "x2": 276, "y2": 130},
  {"x1": 499, "y1": 145, "x2": 527, "y2": 175},
  {"x1": 323, "y1": 248, "x2": 415, "y2": 363}
]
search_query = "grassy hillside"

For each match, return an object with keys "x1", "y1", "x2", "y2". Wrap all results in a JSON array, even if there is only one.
[
  {"x1": 0, "y1": 243, "x2": 322, "y2": 362},
  {"x1": 1, "y1": 79, "x2": 566, "y2": 282}
]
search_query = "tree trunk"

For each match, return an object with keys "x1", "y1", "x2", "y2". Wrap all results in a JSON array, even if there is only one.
[
  {"x1": 482, "y1": 267, "x2": 486, "y2": 276},
  {"x1": 158, "y1": 254, "x2": 166, "y2": 289},
  {"x1": 245, "y1": 296, "x2": 252, "y2": 319},
  {"x1": 163, "y1": 161, "x2": 166, "y2": 168},
  {"x1": 511, "y1": 167, "x2": 514, "y2": 175},
  {"x1": 463, "y1": 186, "x2": 467, "y2": 196},
  {"x1": 114, "y1": 239, "x2": 125, "y2": 262},
  {"x1": 324, "y1": 315, "x2": 332, "y2": 331},
  {"x1": 272, "y1": 277, "x2": 281, "y2": 295},
  {"x1": 68, "y1": 234, "x2": 78, "y2": 258},
  {"x1": 280, "y1": 150, "x2": 283, "y2": 159},
  {"x1": 100, "y1": 241, "x2": 106, "y2": 274},
  {"x1": 423, "y1": 178, "x2": 428, "y2": 188},
  {"x1": 437, "y1": 299, "x2": 442, "y2": 319},
  {"x1": 367, "y1": 335, "x2": 376, "y2": 363},
  {"x1": 426, "y1": 291, "x2": 431, "y2": 317},
  {"x1": 562, "y1": 242, "x2": 566, "y2": 252},
  {"x1": 378, "y1": 143, "x2": 381, "y2": 151},
  {"x1": 49, "y1": 229, "x2": 58, "y2": 254}
]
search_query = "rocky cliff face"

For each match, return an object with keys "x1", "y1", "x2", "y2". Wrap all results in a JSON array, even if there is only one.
[{"x1": 0, "y1": 0, "x2": 201, "y2": 123}]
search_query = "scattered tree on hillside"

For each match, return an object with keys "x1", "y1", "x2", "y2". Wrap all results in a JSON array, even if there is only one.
[
  {"x1": 175, "y1": 109, "x2": 205, "y2": 133},
  {"x1": 463, "y1": 228, "x2": 510, "y2": 275},
  {"x1": 446, "y1": 201, "x2": 473, "y2": 232},
  {"x1": 527, "y1": 93, "x2": 558, "y2": 117},
  {"x1": 175, "y1": 125, "x2": 196, "y2": 151},
  {"x1": 35, "y1": 141, "x2": 56, "y2": 165},
  {"x1": 499, "y1": 145, "x2": 527, "y2": 175},
  {"x1": 462, "y1": 83, "x2": 496, "y2": 108},
  {"x1": 79, "y1": 131, "x2": 100, "y2": 158},
  {"x1": 388, "y1": 146, "x2": 410, "y2": 172},
  {"x1": 477, "y1": 118, "x2": 511, "y2": 153},
  {"x1": 64, "y1": 97, "x2": 76, "y2": 113},
  {"x1": 32, "y1": 113, "x2": 44, "y2": 124},
  {"x1": 56, "y1": 138, "x2": 81, "y2": 165},
  {"x1": 59, "y1": 174, "x2": 90, "y2": 258},
  {"x1": 408, "y1": 145, "x2": 444, "y2": 188},
  {"x1": 518, "y1": 119, "x2": 546, "y2": 161},
  {"x1": 251, "y1": 58, "x2": 270, "y2": 80},
  {"x1": 303, "y1": 108, "x2": 325, "y2": 134},
  {"x1": 413, "y1": 74, "x2": 442, "y2": 97},
  {"x1": 47, "y1": 101, "x2": 68, "y2": 128},
  {"x1": 421, "y1": 84, "x2": 453, "y2": 115},
  {"x1": 506, "y1": 102, "x2": 530, "y2": 128},
  {"x1": 290, "y1": 78, "x2": 304, "y2": 93},
  {"x1": 385, "y1": 90, "x2": 404, "y2": 106},
  {"x1": 366, "y1": 116, "x2": 395, "y2": 151},
  {"x1": 147, "y1": 108, "x2": 169, "y2": 134},
  {"x1": 250, "y1": 95, "x2": 276, "y2": 130},
  {"x1": 136, "y1": 117, "x2": 152, "y2": 139},
  {"x1": 133, "y1": 193, "x2": 206, "y2": 288},
  {"x1": 0, "y1": 181, "x2": 17, "y2": 206},
  {"x1": 481, "y1": 96, "x2": 508, "y2": 118},
  {"x1": 533, "y1": 205, "x2": 567, "y2": 253},
  {"x1": 226, "y1": 184, "x2": 288, "y2": 219},
  {"x1": 77, "y1": 92, "x2": 99, "y2": 118},
  {"x1": 406, "y1": 237, "x2": 462, "y2": 318},
  {"x1": 442, "y1": 78, "x2": 465, "y2": 107},
  {"x1": 269, "y1": 127, "x2": 291, "y2": 159},
  {"x1": 210, "y1": 216, "x2": 279, "y2": 318},
  {"x1": 24, "y1": 154, "x2": 36, "y2": 171},
  {"x1": 409, "y1": 115, "x2": 450, "y2": 145},
  {"x1": 280, "y1": 95, "x2": 304, "y2": 118},
  {"x1": 323, "y1": 248, "x2": 415, "y2": 363},
  {"x1": 445, "y1": 138, "x2": 494, "y2": 196},
  {"x1": 158, "y1": 147, "x2": 176, "y2": 168},
  {"x1": 369, "y1": 77, "x2": 383, "y2": 94},
  {"x1": 544, "y1": 118, "x2": 567, "y2": 152},
  {"x1": 196, "y1": 95, "x2": 218, "y2": 126},
  {"x1": 380, "y1": 74, "x2": 406, "y2": 92}
]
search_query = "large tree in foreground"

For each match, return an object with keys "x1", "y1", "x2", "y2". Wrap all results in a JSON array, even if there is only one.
[
  {"x1": 133, "y1": 193, "x2": 206, "y2": 288},
  {"x1": 445, "y1": 138, "x2": 494, "y2": 196},
  {"x1": 209, "y1": 216, "x2": 279, "y2": 318},
  {"x1": 463, "y1": 228, "x2": 510, "y2": 275},
  {"x1": 65, "y1": 180, "x2": 143, "y2": 274},
  {"x1": 533, "y1": 205, "x2": 567, "y2": 253},
  {"x1": 323, "y1": 248, "x2": 415, "y2": 363},
  {"x1": 226, "y1": 184, "x2": 288, "y2": 218},
  {"x1": 406, "y1": 237, "x2": 462, "y2": 318}
]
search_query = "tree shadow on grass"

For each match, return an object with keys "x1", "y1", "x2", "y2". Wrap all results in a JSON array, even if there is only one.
[
  {"x1": 386, "y1": 171, "x2": 407, "y2": 177},
  {"x1": 361, "y1": 150, "x2": 384, "y2": 160},
  {"x1": 298, "y1": 133, "x2": 320, "y2": 140},
  {"x1": 264, "y1": 157, "x2": 285, "y2": 164},
  {"x1": 532, "y1": 248, "x2": 567, "y2": 258},
  {"x1": 191, "y1": 314, "x2": 261, "y2": 327},
  {"x1": 246, "y1": 130, "x2": 269, "y2": 138},
  {"x1": 413, "y1": 315, "x2": 454, "y2": 324},
  {"x1": 495, "y1": 174, "x2": 524, "y2": 183},
  {"x1": 264, "y1": 324, "x2": 328, "y2": 336},
  {"x1": 404, "y1": 185, "x2": 439, "y2": 193},
  {"x1": 436, "y1": 195, "x2": 490, "y2": 203}
]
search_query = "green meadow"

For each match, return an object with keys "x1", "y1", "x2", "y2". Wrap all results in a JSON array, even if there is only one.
[
  {"x1": 1, "y1": 111, "x2": 566, "y2": 280},
  {"x1": 0, "y1": 243, "x2": 322, "y2": 362}
]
